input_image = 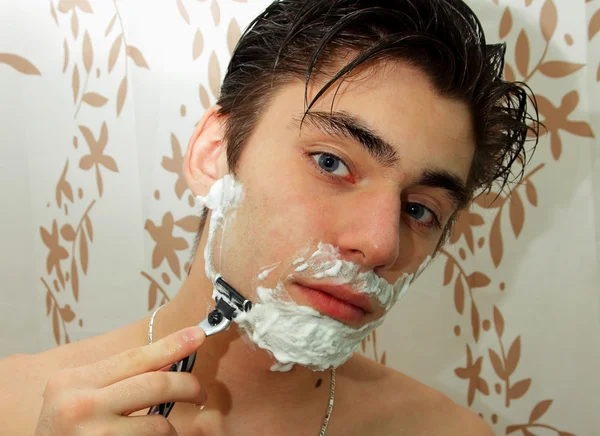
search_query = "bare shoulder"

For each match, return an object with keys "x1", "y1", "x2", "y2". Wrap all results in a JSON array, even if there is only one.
[{"x1": 337, "y1": 354, "x2": 494, "y2": 435}]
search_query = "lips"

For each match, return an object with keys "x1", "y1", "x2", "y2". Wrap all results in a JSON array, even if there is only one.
[{"x1": 294, "y1": 281, "x2": 374, "y2": 324}]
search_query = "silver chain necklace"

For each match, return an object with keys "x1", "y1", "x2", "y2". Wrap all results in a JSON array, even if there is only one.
[{"x1": 148, "y1": 304, "x2": 335, "y2": 435}]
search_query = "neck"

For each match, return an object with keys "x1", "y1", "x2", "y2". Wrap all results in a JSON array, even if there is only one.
[{"x1": 147, "y1": 251, "x2": 331, "y2": 416}]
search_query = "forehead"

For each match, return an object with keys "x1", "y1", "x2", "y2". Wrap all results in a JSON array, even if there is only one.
[{"x1": 262, "y1": 61, "x2": 476, "y2": 184}]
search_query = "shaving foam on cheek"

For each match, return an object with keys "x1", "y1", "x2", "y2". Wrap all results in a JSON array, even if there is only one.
[
  {"x1": 196, "y1": 177, "x2": 433, "y2": 373},
  {"x1": 235, "y1": 243, "x2": 432, "y2": 372},
  {"x1": 195, "y1": 175, "x2": 245, "y2": 300}
]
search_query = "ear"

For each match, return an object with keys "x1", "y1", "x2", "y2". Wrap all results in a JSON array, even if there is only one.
[{"x1": 184, "y1": 106, "x2": 229, "y2": 197}]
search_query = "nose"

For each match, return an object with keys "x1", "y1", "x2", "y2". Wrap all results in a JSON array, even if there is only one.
[{"x1": 333, "y1": 188, "x2": 401, "y2": 269}]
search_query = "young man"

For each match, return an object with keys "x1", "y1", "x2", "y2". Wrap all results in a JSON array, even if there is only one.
[{"x1": 1, "y1": 0, "x2": 537, "y2": 434}]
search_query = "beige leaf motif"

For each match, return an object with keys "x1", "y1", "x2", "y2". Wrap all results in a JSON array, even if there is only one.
[
  {"x1": 529, "y1": 399, "x2": 553, "y2": 423},
  {"x1": 465, "y1": 272, "x2": 491, "y2": 289},
  {"x1": 71, "y1": 11, "x2": 79, "y2": 39},
  {"x1": 208, "y1": 52, "x2": 221, "y2": 98},
  {"x1": 46, "y1": 290, "x2": 52, "y2": 316},
  {"x1": 161, "y1": 133, "x2": 187, "y2": 199},
  {"x1": 80, "y1": 231, "x2": 88, "y2": 274},
  {"x1": 471, "y1": 301, "x2": 480, "y2": 342},
  {"x1": 175, "y1": 215, "x2": 201, "y2": 232},
  {"x1": 193, "y1": 29, "x2": 204, "y2": 60},
  {"x1": 52, "y1": 306, "x2": 60, "y2": 344},
  {"x1": 82, "y1": 92, "x2": 108, "y2": 107},
  {"x1": 84, "y1": 215, "x2": 93, "y2": 242},
  {"x1": 177, "y1": 0, "x2": 190, "y2": 24},
  {"x1": 442, "y1": 257, "x2": 454, "y2": 286},
  {"x1": 493, "y1": 305, "x2": 504, "y2": 338},
  {"x1": 489, "y1": 213, "x2": 503, "y2": 268},
  {"x1": 62, "y1": 39, "x2": 69, "y2": 73},
  {"x1": 211, "y1": 0, "x2": 221, "y2": 26},
  {"x1": 488, "y1": 349, "x2": 506, "y2": 379},
  {"x1": 83, "y1": 31, "x2": 93, "y2": 73},
  {"x1": 589, "y1": 8, "x2": 600, "y2": 41},
  {"x1": 454, "y1": 276, "x2": 464, "y2": 314},
  {"x1": 509, "y1": 192, "x2": 525, "y2": 237},
  {"x1": 60, "y1": 224, "x2": 76, "y2": 241},
  {"x1": 58, "y1": 0, "x2": 92, "y2": 14},
  {"x1": 499, "y1": 7, "x2": 512, "y2": 39},
  {"x1": 504, "y1": 63, "x2": 515, "y2": 82},
  {"x1": 515, "y1": 30, "x2": 530, "y2": 78},
  {"x1": 509, "y1": 378, "x2": 531, "y2": 400},
  {"x1": 56, "y1": 160, "x2": 74, "y2": 207},
  {"x1": 71, "y1": 258, "x2": 79, "y2": 301},
  {"x1": 72, "y1": 65, "x2": 80, "y2": 103},
  {"x1": 126, "y1": 46, "x2": 150, "y2": 69},
  {"x1": 538, "y1": 61, "x2": 585, "y2": 78},
  {"x1": 50, "y1": 1, "x2": 59, "y2": 25},
  {"x1": 59, "y1": 304, "x2": 76, "y2": 322},
  {"x1": 117, "y1": 76, "x2": 127, "y2": 116},
  {"x1": 105, "y1": 13, "x2": 117, "y2": 37},
  {"x1": 540, "y1": 0, "x2": 557, "y2": 42},
  {"x1": 109, "y1": 35, "x2": 123, "y2": 73},
  {"x1": 199, "y1": 84, "x2": 210, "y2": 109},
  {"x1": 505, "y1": 336, "x2": 521, "y2": 376},
  {"x1": 227, "y1": 19, "x2": 241, "y2": 56},
  {"x1": 145, "y1": 213, "x2": 189, "y2": 279},
  {"x1": 561, "y1": 89, "x2": 579, "y2": 114},
  {"x1": 525, "y1": 180, "x2": 538, "y2": 206},
  {"x1": 0, "y1": 53, "x2": 41, "y2": 75},
  {"x1": 148, "y1": 282, "x2": 159, "y2": 310}
]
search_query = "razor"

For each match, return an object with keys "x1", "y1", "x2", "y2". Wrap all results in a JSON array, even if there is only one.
[{"x1": 147, "y1": 277, "x2": 252, "y2": 417}]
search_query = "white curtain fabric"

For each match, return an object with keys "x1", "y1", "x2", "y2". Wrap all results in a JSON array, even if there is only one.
[{"x1": 1, "y1": 0, "x2": 598, "y2": 433}]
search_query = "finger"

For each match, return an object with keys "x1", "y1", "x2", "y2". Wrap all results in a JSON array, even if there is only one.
[
  {"x1": 111, "y1": 414, "x2": 178, "y2": 435},
  {"x1": 100, "y1": 371, "x2": 207, "y2": 415},
  {"x1": 86, "y1": 326, "x2": 205, "y2": 388}
]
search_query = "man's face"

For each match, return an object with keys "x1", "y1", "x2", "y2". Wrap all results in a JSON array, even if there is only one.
[{"x1": 205, "y1": 61, "x2": 475, "y2": 327}]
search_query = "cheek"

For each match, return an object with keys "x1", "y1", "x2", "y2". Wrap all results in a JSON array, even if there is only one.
[
  {"x1": 216, "y1": 173, "x2": 328, "y2": 289},
  {"x1": 378, "y1": 227, "x2": 436, "y2": 283}
]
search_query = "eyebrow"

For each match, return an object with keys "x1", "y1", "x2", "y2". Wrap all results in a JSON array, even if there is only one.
[
  {"x1": 293, "y1": 110, "x2": 399, "y2": 168},
  {"x1": 293, "y1": 110, "x2": 470, "y2": 210},
  {"x1": 415, "y1": 168, "x2": 470, "y2": 210}
]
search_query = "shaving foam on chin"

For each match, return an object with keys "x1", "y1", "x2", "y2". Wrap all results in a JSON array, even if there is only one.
[
  {"x1": 235, "y1": 245, "x2": 432, "y2": 372},
  {"x1": 196, "y1": 175, "x2": 433, "y2": 373},
  {"x1": 235, "y1": 283, "x2": 389, "y2": 372}
]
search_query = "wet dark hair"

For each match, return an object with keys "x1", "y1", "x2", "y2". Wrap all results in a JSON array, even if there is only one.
[{"x1": 195, "y1": 0, "x2": 539, "y2": 249}]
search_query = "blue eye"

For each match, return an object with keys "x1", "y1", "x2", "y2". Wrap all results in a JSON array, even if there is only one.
[
  {"x1": 311, "y1": 153, "x2": 350, "y2": 177},
  {"x1": 404, "y1": 202, "x2": 437, "y2": 227}
]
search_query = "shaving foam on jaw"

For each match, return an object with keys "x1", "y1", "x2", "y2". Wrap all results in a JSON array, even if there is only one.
[
  {"x1": 196, "y1": 175, "x2": 433, "y2": 372},
  {"x1": 236, "y1": 246, "x2": 432, "y2": 372},
  {"x1": 195, "y1": 175, "x2": 245, "y2": 301}
]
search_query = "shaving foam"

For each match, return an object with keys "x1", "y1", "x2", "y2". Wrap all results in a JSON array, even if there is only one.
[
  {"x1": 195, "y1": 175, "x2": 245, "y2": 301},
  {"x1": 236, "y1": 245, "x2": 431, "y2": 372},
  {"x1": 196, "y1": 175, "x2": 432, "y2": 373}
]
